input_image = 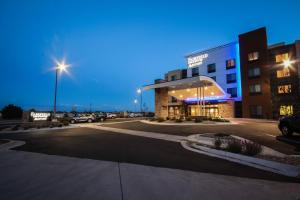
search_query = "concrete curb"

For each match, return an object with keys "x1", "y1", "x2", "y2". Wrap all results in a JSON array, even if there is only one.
[
  {"x1": 181, "y1": 141, "x2": 300, "y2": 178},
  {"x1": 0, "y1": 140, "x2": 26, "y2": 151},
  {"x1": 140, "y1": 120, "x2": 237, "y2": 126},
  {"x1": 0, "y1": 125, "x2": 77, "y2": 134}
]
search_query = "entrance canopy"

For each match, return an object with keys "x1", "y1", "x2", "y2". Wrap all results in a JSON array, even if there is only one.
[{"x1": 143, "y1": 76, "x2": 230, "y2": 101}]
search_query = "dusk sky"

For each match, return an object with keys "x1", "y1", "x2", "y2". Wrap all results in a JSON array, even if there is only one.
[{"x1": 0, "y1": 0, "x2": 300, "y2": 112}]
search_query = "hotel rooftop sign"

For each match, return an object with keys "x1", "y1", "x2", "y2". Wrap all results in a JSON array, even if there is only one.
[{"x1": 187, "y1": 53, "x2": 208, "y2": 68}]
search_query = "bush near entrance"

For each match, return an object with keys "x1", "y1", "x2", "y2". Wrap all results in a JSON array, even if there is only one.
[{"x1": 1, "y1": 104, "x2": 23, "y2": 119}]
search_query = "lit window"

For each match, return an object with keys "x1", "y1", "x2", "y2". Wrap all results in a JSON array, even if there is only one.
[
  {"x1": 226, "y1": 59, "x2": 236, "y2": 69},
  {"x1": 249, "y1": 84, "x2": 261, "y2": 94},
  {"x1": 248, "y1": 52, "x2": 259, "y2": 61},
  {"x1": 207, "y1": 63, "x2": 216, "y2": 73},
  {"x1": 276, "y1": 68, "x2": 290, "y2": 78},
  {"x1": 248, "y1": 67, "x2": 261, "y2": 78},
  {"x1": 278, "y1": 84, "x2": 292, "y2": 94},
  {"x1": 279, "y1": 105, "x2": 293, "y2": 116},
  {"x1": 275, "y1": 53, "x2": 289, "y2": 63}
]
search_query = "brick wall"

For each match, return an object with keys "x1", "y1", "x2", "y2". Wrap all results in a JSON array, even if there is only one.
[{"x1": 155, "y1": 88, "x2": 168, "y2": 119}]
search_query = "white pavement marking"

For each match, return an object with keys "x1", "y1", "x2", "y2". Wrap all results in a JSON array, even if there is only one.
[
  {"x1": 266, "y1": 134, "x2": 277, "y2": 138},
  {"x1": 0, "y1": 150, "x2": 300, "y2": 200},
  {"x1": 79, "y1": 124, "x2": 185, "y2": 142}
]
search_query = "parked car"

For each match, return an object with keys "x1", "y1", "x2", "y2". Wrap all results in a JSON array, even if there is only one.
[
  {"x1": 94, "y1": 112, "x2": 106, "y2": 122},
  {"x1": 70, "y1": 114, "x2": 96, "y2": 124},
  {"x1": 128, "y1": 113, "x2": 143, "y2": 118},
  {"x1": 106, "y1": 113, "x2": 117, "y2": 119},
  {"x1": 278, "y1": 112, "x2": 300, "y2": 136}
]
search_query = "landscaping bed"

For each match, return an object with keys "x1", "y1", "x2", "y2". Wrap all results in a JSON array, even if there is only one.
[
  {"x1": 0, "y1": 139, "x2": 9, "y2": 145},
  {"x1": 149, "y1": 116, "x2": 230, "y2": 124},
  {"x1": 187, "y1": 133, "x2": 300, "y2": 166}
]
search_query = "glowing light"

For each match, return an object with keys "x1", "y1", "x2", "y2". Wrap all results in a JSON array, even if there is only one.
[
  {"x1": 134, "y1": 99, "x2": 138, "y2": 104},
  {"x1": 283, "y1": 59, "x2": 293, "y2": 68},
  {"x1": 55, "y1": 59, "x2": 70, "y2": 73},
  {"x1": 204, "y1": 86, "x2": 208, "y2": 90},
  {"x1": 186, "y1": 89, "x2": 190, "y2": 92},
  {"x1": 211, "y1": 92, "x2": 214, "y2": 95},
  {"x1": 137, "y1": 88, "x2": 142, "y2": 94},
  {"x1": 194, "y1": 93, "x2": 197, "y2": 97},
  {"x1": 179, "y1": 95, "x2": 183, "y2": 98},
  {"x1": 171, "y1": 90, "x2": 175, "y2": 94}
]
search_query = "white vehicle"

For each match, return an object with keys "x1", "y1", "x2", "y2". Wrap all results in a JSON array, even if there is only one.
[
  {"x1": 128, "y1": 113, "x2": 143, "y2": 118},
  {"x1": 106, "y1": 113, "x2": 117, "y2": 119}
]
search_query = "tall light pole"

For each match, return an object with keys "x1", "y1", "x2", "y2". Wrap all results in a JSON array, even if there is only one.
[
  {"x1": 137, "y1": 88, "x2": 142, "y2": 113},
  {"x1": 53, "y1": 60, "x2": 69, "y2": 120},
  {"x1": 134, "y1": 99, "x2": 138, "y2": 112}
]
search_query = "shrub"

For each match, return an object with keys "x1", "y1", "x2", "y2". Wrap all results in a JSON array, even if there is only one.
[
  {"x1": 175, "y1": 119, "x2": 183, "y2": 123},
  {"x1": 1, "y1": 104, "x2": 23, "y2": 119},
  {"x1": 149, "y1": 118, "x2": 156, "y2": 121},
  {"x1": 214, "y1": 138, "x2": 222, "y2": 149},
  {"x1": 226, "y1": 139, "x2": 242, "y2": 153},
  {"x1": 243, "y1": 141, "x2": 262, "y2": 156},
  {"x1": 58, "y1": 123, "x2": 63, "y2": 127},
  {"x1": 186, "y1": 117, "x2": 192, "y2": 121},
  {"x1": 157, "y1": 117, "x2": 165, "y2": 122},
  {"x1": 194, "y1": 117, "x2": 203, "y2": 123},
  {"x1": 62, "y1": 120, "x2": 69, "y2": 126},
  {"x1": 166, "y1": 117, "x2": 170, "y2": 120},
  {"x1": 212, "y1": 117, "x2": 230, "y2": 122}
]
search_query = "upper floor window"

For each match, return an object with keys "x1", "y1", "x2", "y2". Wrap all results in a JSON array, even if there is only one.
[
  {"x1": 226, "y1": 59, "x2": 236, "y2": 69},
  {"x1": 276, "y1": 68, "x2": 290, "y2": 78},
  {"x1": 226, "y1": 73, "x2": 236, "y2": 83},
  {"x1": 275, "y1": 53, "x2": 289, "y2": 63},
  {"x1": 248, "y1": 52, "x2": 259, "y2": 61},
  {"x1": 170, "y1": 75, "x2": 176, "y2": 81},
  {"x1": 249, "y1": 84, "x2": 261, "y2": 94},
  {"x1": 248, "y1": 67, "x2": 261, "y2": 78},
  {"x1": 227, "y1": 88, "x2": 237, "y2": 98},
  {"x1": 181, "y1": 69, "x2": 187, "y2": 79},
  {"x1": 278, "y1": 84, "x2": 292, "y2": 94},
  {"x1": 207, "y1": 63, "x2": 216, "y2": 73},
  {"x1": 192, "y1": 67, "x2": 199, "y2": 77}
]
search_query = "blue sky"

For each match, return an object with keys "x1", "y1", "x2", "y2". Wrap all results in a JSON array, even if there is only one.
[{"x1": 0, "y1": 0, "x2": 300, "y2": 112}]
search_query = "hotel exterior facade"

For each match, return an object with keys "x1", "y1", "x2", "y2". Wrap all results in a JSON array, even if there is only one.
[{"x1": 143, "y1": 27, "x2": 300, "y2": 119}]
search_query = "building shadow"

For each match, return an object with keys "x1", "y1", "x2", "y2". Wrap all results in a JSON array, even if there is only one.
[{"x1": 276, "y1": 135, "x2": 300, "y2": 152}]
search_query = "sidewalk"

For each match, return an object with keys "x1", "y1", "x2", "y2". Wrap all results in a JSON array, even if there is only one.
[{"x1": 0, "y1": 149, "x2": 299, "y2": 200}]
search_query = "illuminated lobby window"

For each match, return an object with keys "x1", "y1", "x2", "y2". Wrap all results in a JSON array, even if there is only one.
[
  {"x1": 279, "y1": 105, "x2": 293, "y2": 116},
  {"x1": 276, "y1": 68, "x2": 290, "y2": 78},
  {"x1": 275, "y1": 53, "x2": 289, "y2": 63},
  {"x1": 248, "y1": 52, "x2": 259, "y2": 61},
  {"x1": 278, "y1": 84, "x2": 292, "y2": 94}
]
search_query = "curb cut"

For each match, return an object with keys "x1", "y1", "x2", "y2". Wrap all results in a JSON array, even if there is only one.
[{"x1": 181, "y1": 141, "x2": 300, "y2": 178}]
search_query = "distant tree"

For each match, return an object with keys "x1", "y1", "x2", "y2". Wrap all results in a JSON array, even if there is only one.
[{"x1": 1, "y1": 104, "x2": 23, "y2": 119}]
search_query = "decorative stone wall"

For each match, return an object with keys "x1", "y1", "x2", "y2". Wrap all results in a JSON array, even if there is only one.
[
  {"x1": 218, "y1": 101, "x2": 235, "y2": 118},
  {"x1": 155, "y1": 88, "x2": 168, "y2": 119}
]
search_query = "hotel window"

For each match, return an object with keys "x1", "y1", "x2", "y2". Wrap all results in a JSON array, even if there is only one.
[
  {"x1": 226, "y1": 73, "x2": 236, "y2": 83},
  {"x1": 250, "y1": 105, "x2": 263, "y2": 118},
  {"x1": 227, "y1": 88, "x2": 237, "y2": 98},
  {"x1": 170, "y1": 75, "x2": 176, "y2": 81},
  {"x1": 207, "y1": 63, "x2": 216, "y2": 73},
  {"x1": 210, "y1": 76, "x2": 216, "y2": 81},
  {"x1": 248, "y1": 67, "x2": 261, "y2": 78},
  {"x1": 249, "y1": 84, "x2": 261, "y2": 94},
  {"x1": 276, "y1": 68, "x2": 290, "y2": 78},
  {"x1": 278, "y1": 84, "x2": 292, "y2": 94},
  {"x1": 181, "y1": 69, "x2": 187, "y2": 79},
  {"x1": 192, "y1": 67, "x2": 199, "y2": 77},
  {"x1": 279, "y1": 105, "x2": 293, "y2": 116},
  {"x1": 248, "y1": 52, "x2": 259, "y2": 61},
  {"x1": 275, "y1": 53, "x2": 289, "y2": 63},
  {"x1": 226, "y1": 59, "x2": 236, "y2": 69}
]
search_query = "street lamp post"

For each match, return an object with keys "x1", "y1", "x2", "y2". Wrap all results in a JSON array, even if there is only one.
[
  {"x1": 53, "y1": 60, "x2": 69, "y2": 120},
  {"x1": 134, "y1": 99, "x2": 138, "y2": 112},
  {"x1": 137, "y1": 88, "x2": 142, "y2": 113}
]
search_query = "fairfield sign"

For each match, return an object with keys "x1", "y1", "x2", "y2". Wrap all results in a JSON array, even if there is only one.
[
  {"x1": 30, "y1": 112, "x2": 51, "y2": 121},
  {"x1": 187, "y1": 53, "x2": 208, "y2": 68}
]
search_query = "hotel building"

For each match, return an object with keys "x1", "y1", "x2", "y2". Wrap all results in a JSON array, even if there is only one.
[{"x1": 143, "y1": 27, "x2": 300, "y2": 119}]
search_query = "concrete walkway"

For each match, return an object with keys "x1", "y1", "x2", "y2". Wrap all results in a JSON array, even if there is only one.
[{"x1": 0, "y1": 149, "x2": 299, "y2": 200}]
